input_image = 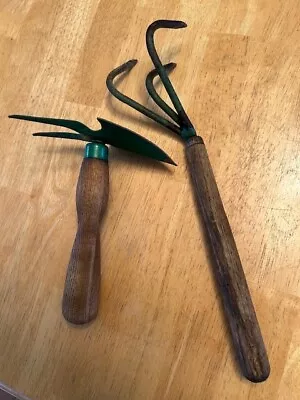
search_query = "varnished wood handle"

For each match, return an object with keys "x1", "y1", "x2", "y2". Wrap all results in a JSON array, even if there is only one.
[
  {"x1": 62, "y1": 158, "x2": 109, "y2": 325},
  {"x1": 185, "y1": 136, "x2": 270, "y2": 382}
]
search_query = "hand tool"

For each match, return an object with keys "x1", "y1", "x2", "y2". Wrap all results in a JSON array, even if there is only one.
[
  {"x1": 9, "y1": 114, "x2": 175, "y2": 325},
  {"x1": 106, "y1": 19, "x2": 270, "y2": 382}
]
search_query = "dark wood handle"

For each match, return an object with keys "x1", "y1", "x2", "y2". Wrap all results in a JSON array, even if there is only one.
[
  {"x1": 186, "y1": 136, "x2": 270, "y2": 382},
  {"x1": 62, "y1": 158, "x2": 109, "y2": 325}
]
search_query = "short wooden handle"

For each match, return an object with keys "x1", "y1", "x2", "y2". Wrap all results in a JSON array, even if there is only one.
[
  {"x1": 62, "y1": 158, "x2": 109, "y2": 325},
  {"x1": 186, "y1": 136, "x2": 270, "y2": 382}
]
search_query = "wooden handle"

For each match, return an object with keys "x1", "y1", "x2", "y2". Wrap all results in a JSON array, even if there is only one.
[
  {"x1": 62, "y1": 158, "x2": 109, "y2": 325},
  {"x1": 185, "y1": 136, "x2": 270, "y2": 382}
]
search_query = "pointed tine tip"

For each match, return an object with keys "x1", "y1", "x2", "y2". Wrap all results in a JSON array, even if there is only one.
[
  {"x1": 126, "y1": 59, "x2": 138, "y2": 69},
  {"x1": 32, "y1": 132, "x2": 58, "y2": 137},
  {"x1": 150, "y1": 20, "x2": 187, "y2": 30},
  {"x1": 165, "y1": 62, "x2": 177, "y2": 71},
  {"x1": 9, "y1": 114, "x2": 21, "y2": 119},
  {"x1": 165, "y1": 157, "x2": 177, "y2": 166},
  {"x1": 9, "y1": 114, "x2": 38, "y2": 122},
  {"x1": 9, "y1": 114, "x2": 40, "y2": 122},
  {"x1": 175, "y1": 20, "x2": 187, "y2": 28}
]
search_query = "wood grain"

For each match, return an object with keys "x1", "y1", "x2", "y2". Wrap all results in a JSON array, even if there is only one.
[
  {"x1": 62, "y1": 158, "x2": 109, "y2": 325},
  {"x1": 0, "y1": 1, "x2": 299, "y2": 399},
  {"x1": 186, "y1": 136, "x2": 270, "y2": 382}
]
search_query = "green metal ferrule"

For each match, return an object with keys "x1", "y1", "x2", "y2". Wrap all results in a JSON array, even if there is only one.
[
  {"x1": 84, "y1": 142, "x2": 108, "y2": 161},
  {"x1": 181, "y1": 127, "x2": 197, "y2": 140}
]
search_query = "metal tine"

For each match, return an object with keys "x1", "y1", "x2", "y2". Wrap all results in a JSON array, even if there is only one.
[
  {"x1": 32, "y1": 132, "x2": 96, "y2": 142},
  {"x1": 106, "y1": 60, "x2": 181, "y2": 136},
  {"x1": 9, "y1": 115, "x2": 98, "y2": 136},
  {"x1": 146, "y1": 20, "x2": 194, "y2": 130},
  {"x1": 145, "y1": 62, "x2": 180, "y2": 125}
]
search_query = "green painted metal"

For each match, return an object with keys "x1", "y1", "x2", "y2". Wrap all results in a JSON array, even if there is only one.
[
  {"x1": 8, "y1": 115, "x2": 176, "y2": 165},
  {"x1": 84, "y1": 142, "x2": 108, "y2": 161},
  {"x1": 181, "y1": 127, "x2": 197, "y2": 140},
  {"x1": 106, "y1": 20, "x2": 199, "y2": 143}
]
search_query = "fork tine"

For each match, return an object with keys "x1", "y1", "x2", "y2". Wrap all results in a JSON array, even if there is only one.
[
  {"x1": 146, "y1": 20, "x2": 194, "y2": 130},
  {"x1": 32, "y1": 132, "x2": 93, "y2": 142},
  {"x1": 9, "y1": 115, "x2": 94, "y2": 136},
  {"x1": 106, "y1": 60, "x2": 181, "y2": 136},
  {"x1": 146, "y1": 62, "x2": 180, "y2": 125}
]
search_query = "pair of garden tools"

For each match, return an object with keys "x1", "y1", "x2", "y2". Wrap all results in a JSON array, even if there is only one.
[{"x1": 10, "y1": 20, "x2": 269, "y2": 382}]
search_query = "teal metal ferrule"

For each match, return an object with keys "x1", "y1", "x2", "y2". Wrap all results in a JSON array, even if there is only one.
[
  {"x1": 181, "y1": 127, "x2": 197, "y2": 140},
  {"x1": 84, "y1": 142, "x2": 108, "y2": 161}
]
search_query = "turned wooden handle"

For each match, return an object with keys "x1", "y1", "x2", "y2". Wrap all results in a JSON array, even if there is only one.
[
  {"x1": 185, "y1": 136, "x2": 270, "y2": 382},
  {"x1": 62, "y1": 158, "x2": 109, "y2": 325}
]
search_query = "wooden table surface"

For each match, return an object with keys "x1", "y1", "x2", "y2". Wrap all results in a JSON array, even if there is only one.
[{"x1": 1, "y1": 1, "x2": 299, "y2": 399}]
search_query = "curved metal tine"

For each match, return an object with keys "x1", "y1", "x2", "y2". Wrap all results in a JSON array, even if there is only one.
[
  {"x1": 106, "y1": 59, "x2": 181, "y2": 136},
  {"x1": 146, "y1": 62, "x2": 180, "y2": 125},
  {"x1": 32, "y1": 132, "x2": 95, "y2": 142},
  {"x1": 9, "y1": 115, "x2": 95, "y2": 136},
  {"x1": 146, "y1": 20, "x2": 194, "y2": 129}
]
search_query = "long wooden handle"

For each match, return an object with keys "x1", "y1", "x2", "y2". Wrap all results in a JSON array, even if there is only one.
[
  {"x1": 62, "y1": 158, "x2": 109, "y2": 325},
  {"x1": 185, "y1": 136, "x2": 270, "y2": 382}
]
